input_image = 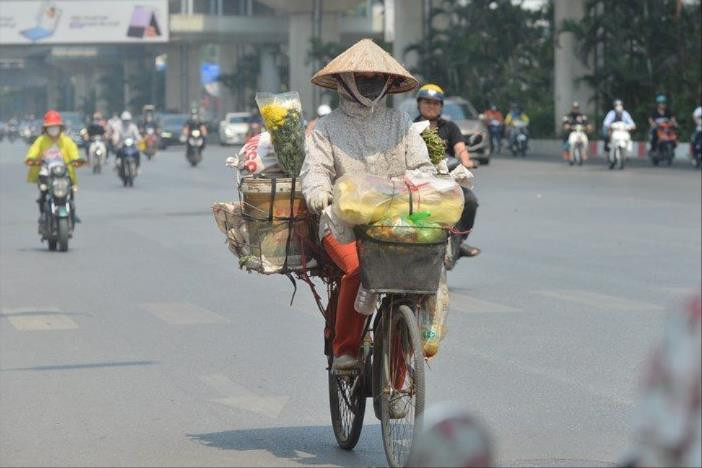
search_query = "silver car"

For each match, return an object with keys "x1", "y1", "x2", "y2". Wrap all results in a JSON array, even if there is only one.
[
  {"x1": 218, "y1": 112, "x2": 251, "y2": 146},
  {"x1": 398, "y1": 97, "x2": 490, "y2": 164}
]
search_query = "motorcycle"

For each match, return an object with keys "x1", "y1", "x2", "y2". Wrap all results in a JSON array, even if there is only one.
[
  {"x1": 509, "y1": 120, "x2": 529, "y2": 157},
  {"x1": 608, "y1": 121, "x2": 634, "y2": 170},
  {"x1": 185, "y1": 128, "x2": 204, "y2": 167},
  {"x1": 117, "y1": 137, "x2": 139, "y2": 187},
  {"x1": 568, "y1": 123, "x2": 588, "y2": 166},
  {"x1": 691, "y1": 125, "x2": 702, "y2": 169},
  {"x1": 28, "y1": 156, "x2": 84, "y2": 251},
  {"x1": 88, "y1": 135, "x2": 107, "y2": 174},
  {"x1": 487, "y1": 119, "x2": 503, "y2": 155},
  {"x1": 7, "y1": 124, "x2": 18, "y2": 142},
  {"x1": 141, "y1": 126, "x2": 158, "y2": 160},
  {"x1": 650, "y1": 121, "x2": 677, "y2": 166}
]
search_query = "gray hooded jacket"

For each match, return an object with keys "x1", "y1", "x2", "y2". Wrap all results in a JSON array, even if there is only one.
[{"x1": 300, "y1": 73, "x2": 434, "y2": 243}]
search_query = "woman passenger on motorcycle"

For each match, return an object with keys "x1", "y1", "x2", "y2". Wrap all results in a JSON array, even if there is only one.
[
  {"x1": 414, "y1": 83, "x2": 481, "y2": 258},
  {"x1": 602, "y1": 99, "x2": 635, "y2": 152},
  {"x1": 648, "y1": 94, "x2": 678, "y2": 152},
  {"x1": 25, "y1": 110, "x2": 82, "y2": 222},
  {"x1": 301, "y1": 39, "x2": 434, "y2": 371}
]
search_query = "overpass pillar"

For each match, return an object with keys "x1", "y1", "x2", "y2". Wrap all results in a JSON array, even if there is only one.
[
  {"x1": 554, "y1": 0, "x2": 594, "y2": 133},
  {"x1": 165, "y1": 43, "x2": 203, "y2": 114},
  {"x1": 289, "y1": 11, "x2": 340, "y2": 119}
]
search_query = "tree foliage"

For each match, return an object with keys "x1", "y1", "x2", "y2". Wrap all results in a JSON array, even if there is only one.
[
  {"x1": 407, "y1": 0, "x2": 554, "y2": 136},
  {"x1": 561, "y1": 0, "x2": 701, "y2": 139}
]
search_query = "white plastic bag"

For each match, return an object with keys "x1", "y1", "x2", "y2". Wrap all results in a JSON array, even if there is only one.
[{"x1": 234, "y1": 132, "x2": 282, "y2": 176}]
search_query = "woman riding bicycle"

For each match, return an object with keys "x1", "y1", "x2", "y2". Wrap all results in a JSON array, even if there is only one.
[{"x1": 300, "y1": 39, "x2": 434, "y2": 372}]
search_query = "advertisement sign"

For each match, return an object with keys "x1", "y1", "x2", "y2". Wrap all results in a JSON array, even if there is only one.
[{"x1": 0, "y1": 0, "x2": 169, "y2": 45}]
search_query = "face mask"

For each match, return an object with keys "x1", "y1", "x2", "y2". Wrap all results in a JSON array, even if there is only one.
[
  {"x1": 355, "y1": 75, "x2": 388, "y2": 100},
  {"x1": 615, "y1": 105, "x2": 623, "y2": 112},
  {"x1": 46, "y1": 126, "x2": 60, "y2": 137},
  {"x1": 122, "y1": 120, "x2": 130, "y2": 126}
]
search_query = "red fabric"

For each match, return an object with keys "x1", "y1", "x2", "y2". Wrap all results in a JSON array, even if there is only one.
[
  {"x1": 323, "y1": 234, "x2": 366, "y2": 357},
  {"x1": 43, "y1": 110, "x2": 63, "y2": 127}
]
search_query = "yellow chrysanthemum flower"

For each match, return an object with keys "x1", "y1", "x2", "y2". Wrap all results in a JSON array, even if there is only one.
[{"x1": 260, "y1": 104, "x2": 288, "y2": 130}]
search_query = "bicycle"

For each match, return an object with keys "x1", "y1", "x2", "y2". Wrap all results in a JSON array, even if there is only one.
[{"x1": 305, "y1": 226, "x2": 445, "y2": 467}]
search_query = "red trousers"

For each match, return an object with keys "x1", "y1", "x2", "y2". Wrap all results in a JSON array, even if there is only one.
[{"x1": 323, "y1": 234, "x2": 366, "y2": 357}]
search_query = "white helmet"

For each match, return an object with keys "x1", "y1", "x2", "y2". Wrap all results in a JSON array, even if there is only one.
[
  {"x1": 317, "y1": 104, "x2": 331, "y2": 117},
  {"x1": 120, "y1": 111, "x2": 132, "y2": 121}
]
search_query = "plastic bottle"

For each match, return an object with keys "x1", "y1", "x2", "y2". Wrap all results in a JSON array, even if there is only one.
[{"x1": 354, "y1": 285, "x2": 378, "y2": 316}]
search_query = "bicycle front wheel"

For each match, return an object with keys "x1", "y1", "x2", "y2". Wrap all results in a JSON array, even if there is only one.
[
  {"x1": 328, "y1": 366, "x2": 366, "y2": 450},
  {"x1": 379, "y1": 304, "x2": 425, "y2": 467}
]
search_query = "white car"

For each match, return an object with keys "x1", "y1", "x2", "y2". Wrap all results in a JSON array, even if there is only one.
[{"x1": 219, "y1": 112, "x2": 251, "y2": 146}]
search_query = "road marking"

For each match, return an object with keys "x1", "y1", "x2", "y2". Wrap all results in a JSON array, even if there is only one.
[
  {"x1": 201, "y1": 373, "x2": 289, "y2": 418},
  {"x1": 534, "y1": 289, "x2": 663, "y2": 311},
  {"x1": 141, "y1": 302, "x2": 228, "y2": 325},
  {"x1": 1, "y1": 307, "x2": 78, "y2": 331},
  {"x1": 450, "y1": 292, "x2": 521, "y2": 313}
]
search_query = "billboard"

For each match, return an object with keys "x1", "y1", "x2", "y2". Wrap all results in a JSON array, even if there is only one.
[{"x1": 0, "y1": 0, "x2": 169, "y2": 45}]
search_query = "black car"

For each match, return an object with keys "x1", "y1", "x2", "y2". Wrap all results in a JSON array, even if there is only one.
[{"x1": 158, "y1": 113, "x2": 189, "y2": 149}]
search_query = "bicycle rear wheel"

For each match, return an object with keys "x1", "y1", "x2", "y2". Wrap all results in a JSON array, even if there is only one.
[
  {"x1": 379, "y1": 304, "x2": 425, "y2": 467},
  {"x1": 328, "y1": 366, "x2": 366, "y2": 449}
]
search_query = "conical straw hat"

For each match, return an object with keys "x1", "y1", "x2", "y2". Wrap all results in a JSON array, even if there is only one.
[{"x1": 311, "y1": 38, "x2": 418, "y2": 94}]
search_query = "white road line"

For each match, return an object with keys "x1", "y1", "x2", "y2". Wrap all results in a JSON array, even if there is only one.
[
  {"x1": 141, "y1": 302, "x2": 228, "y2": 325},
  {"x1": 1, "y1": 307, "x2": 78, "y2": 331},
  {"x1": 450, "y1": 292, "x2": 521, "y2": 313},
  {"x1": 201, "y1": 373, "x2": 289, "y2": 418},
  {"x1": 534, "y1": 289, "x2": 664, "y2": 311}
]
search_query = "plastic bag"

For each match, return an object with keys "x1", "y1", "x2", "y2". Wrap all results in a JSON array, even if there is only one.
[
  {"x1": 333, "y1": 172, "x2": 464, "y2": 227},
  {"x1": 365, "y1": 211, "x2": 445, "y2": 244},
  {"x1": 420, "y1": 268, "x2": 449, "y2": 358},
  {"x1": 235, "y1": 132, "x2": 282, "y2": 176},
  {"x1": 255, "y1": 92, "x2": 305, "y2": 177}
]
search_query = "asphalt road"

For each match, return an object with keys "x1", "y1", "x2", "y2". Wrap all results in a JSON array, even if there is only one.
[{"x1": 1, "y1": 141, "x2": 700, "y2": 467}]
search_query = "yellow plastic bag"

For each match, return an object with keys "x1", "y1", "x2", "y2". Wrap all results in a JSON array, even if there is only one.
[
  {"x1": 332, "y1": 172, "x2": 464, "y2": 227},
  {"x1": 420, "y1": 268, "x2": 449, "y2": 358}
]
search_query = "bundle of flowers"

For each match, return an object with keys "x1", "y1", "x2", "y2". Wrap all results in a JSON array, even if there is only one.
[{"x1": 256, "y1": 92, "x2": 305, "y2": 177}]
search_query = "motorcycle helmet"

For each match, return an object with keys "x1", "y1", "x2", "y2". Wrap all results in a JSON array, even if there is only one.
[
  {"x1": 121, "y1": 111, "x2": 132, "y2": 121},
  {"x1": 317, "y1": 104, "x2": 331, "y2": 117},
  {"x1": 656, "y1": 94, "x2": 667, "y2": 104},
  {"x1": 572, "y1": 101, "x2": 580, "y2": 109},
  {"x1": 613, "y1": 99, "x2": 623, "y2": 112},
  {"x1": 42, "y1": 109, "x2": 63, "y2": 127},
  {"x1": 416, "y1": 84, "x2": 445, "y2": 104},
  {"x1": 93, "y1": 111, "x2": 103, "y2": 122}
]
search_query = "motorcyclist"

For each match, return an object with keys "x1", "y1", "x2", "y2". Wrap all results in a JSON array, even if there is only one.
[
  {"x1": 301, "y1": 39, "x2": 434, "y2": 372},
  {"x1": 648, "y1": 94, "x2": 678, "y2": 153},
  {"x1": 602, "y1": 99, "x2": 635, "y2": 152},
  {"x1": 139, "y1": 104, "x2": 159, "y2": 131},
  {"x1": 482, "y1": 102, "x2": 504, "y2": 153},
  {"x1": 25, "y1": 110, "x2": 83, "y2": 223},
  {"x1": 505, "y1": 103, "x2": 529, "y2": 146},
  {"x1": 305, "y1": 104, "x2": 332, "y2": 136},
  {"x1": 414, "y1": 83, "x2": 481, "y2": 259},
  {"x1": 114, "y1": 111, "x2": 142, "y2": 171},
  {"x1": 561, "y1": 101, "x2": 589, "y2": 160},
  {"x1": 182, "y1": 108, "x2": 208, "y2": 150},
  {"x1": 84, "y1": 111, "x2": 108, "y2": 158},
  {"x1": 691, "y1": 105, "x2": 702, "y2": 162}
]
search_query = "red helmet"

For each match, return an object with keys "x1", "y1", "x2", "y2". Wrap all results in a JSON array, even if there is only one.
[{"x1": 43, "y1": 110, "x2": 63, "y2": 127}]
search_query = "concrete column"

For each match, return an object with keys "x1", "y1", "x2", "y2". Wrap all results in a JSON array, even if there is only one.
[
  {"x1": 289, "y1": 11, "x2": 340, "y2": 119},
  {"x1": 554, "y1": 0, "x2": 594, "y2": 133},
  {"x1": 46, "y1": 66, "x2": 61, "y2": 109},
  {"x1": 72, "y1": 71, "x2": 89, "y2": 112},
  {"x1": 123, "y1": 58, "x2": 141, "y2": 113},
  {"x1": 259, "y1": 46, "x2": 280, "y2": 93},
  {"x1": 164, "y1": 43, "x2": 203, "y2": 114},
  {"x1": 219, "y1": 44, "x2": 238, "y2": 115},
  {"x1": 392, "y1": 0, "x2": 422, "y2": 73}
]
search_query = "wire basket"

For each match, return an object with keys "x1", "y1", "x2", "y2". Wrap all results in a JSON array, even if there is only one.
[
  {"x1": 355, "y1": 227, "x2": 447, "y2": 294},
  {"x1": 238, "y1": 176, "x2": 315, "y2": 274}
]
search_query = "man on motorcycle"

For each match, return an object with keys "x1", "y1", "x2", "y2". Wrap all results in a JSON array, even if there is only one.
[
  {"x1": 114, "y1": 111, "x2": 142, "y2": 171},
  {"x1": 561, "y1": 101, "x2": 589, "y2": 160},
  {"x1": 183, "y1": 109, "x2": 208, "y2": 149},
  {"x1": 25, "y1": 110, "x2": 82, "y2": 222},
  {"x1": 602, "y1": 99, "x2": 635, "y2": 152},
  {"x1": 85, "y1": 112, "x2": 107, "y2": 156},
  {"x1": 482, "y1": 102, "x2": 504, "y2": 153},
  {"x1": 648, "y1": 94, "x2": 678, "y2": 153},
  {"x1": 414, "y1": 83, "x2": 481, "y2": 259},
  {"x1": 301, "y1": 39, "x2": 433, "y2": 371},
  {"x1": 505, "y1": 103, "x2": 530, "y2": 149}
]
